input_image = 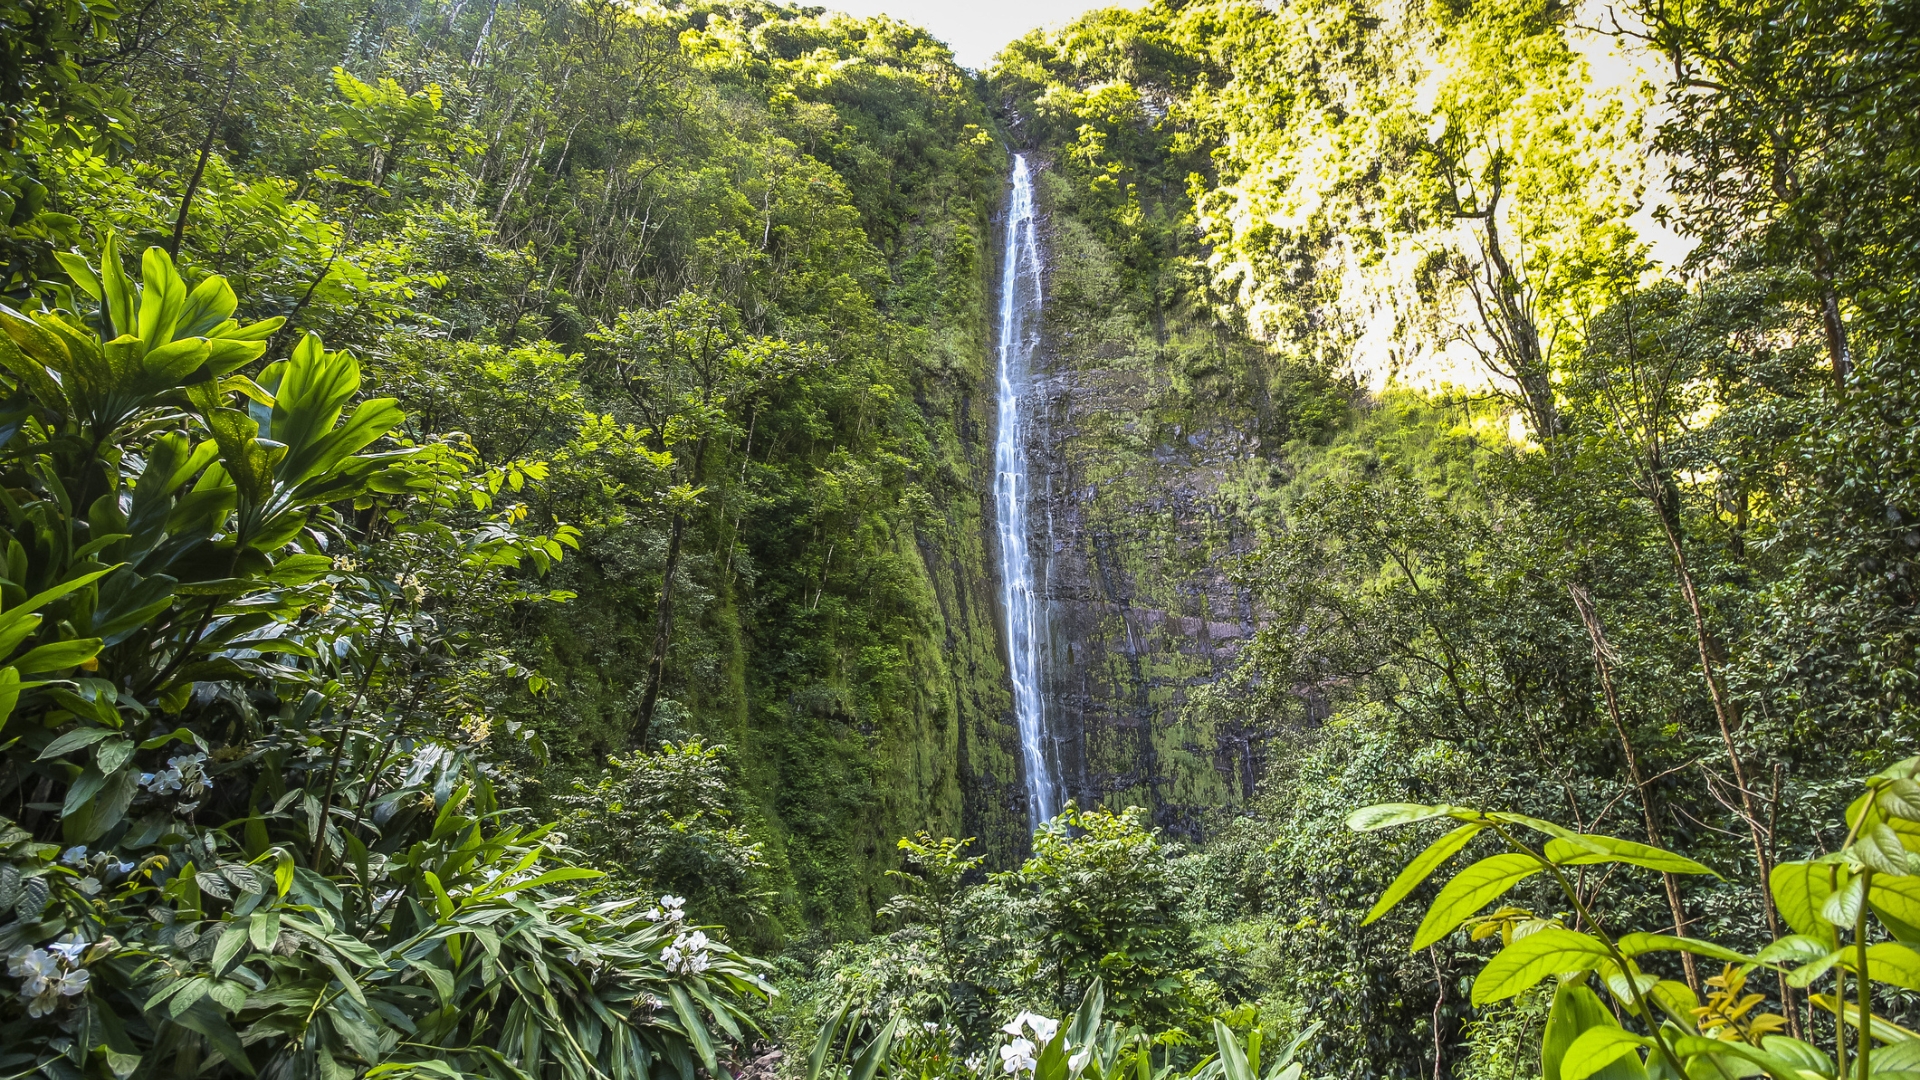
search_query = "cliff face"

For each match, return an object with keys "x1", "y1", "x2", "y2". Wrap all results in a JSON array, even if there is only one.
[{"x1": 992, "y1": 164, "x2": 1328, "y2": 841}]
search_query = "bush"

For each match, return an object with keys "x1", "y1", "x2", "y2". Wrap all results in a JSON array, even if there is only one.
[{"x1": 0, "y1": 240, "x2": 769, "y2": 1078}]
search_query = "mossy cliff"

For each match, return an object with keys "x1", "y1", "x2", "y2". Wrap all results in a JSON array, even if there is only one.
[
  {"x1": 1009, "y1": 162, "x2": 1345, "y2": 841},
  {"x1": 492, "y1": 7, "x2": 1036, "y2": 940}
]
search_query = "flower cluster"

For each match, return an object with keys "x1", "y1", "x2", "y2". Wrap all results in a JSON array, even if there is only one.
[
  {"x1": 8, "y1": 937, "x2": 92, "y2": 1017},
  {"x1": 998, "y1": 1012, "x2": 1059, "y2": 1074},
  {"x1": 643, "y1": 894, "x2": 686, "y2": 926},
  {"x1": 661, "y1": 929, "x2": 710, "y2": 975},
  {"x1": 59, "y1": 846, "x2": 137, "y2": 897},
  {"x1": 139, "y1": 752, "x2": 211, "y2": 812}
]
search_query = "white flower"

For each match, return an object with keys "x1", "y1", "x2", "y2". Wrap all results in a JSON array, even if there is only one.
[
  {"x1": 141, "y1": 753, "x2": 210, "y2": 802},
  {"x1": 9, "y1": 942, "x2": 86, "y2": 1016},
  {"x1": 645, "y1": 894, "x2": 689, "y2": 925},
  {"x1": 168, "y1": 753, "x2": 210, "y2": 797},
  {"x1": 1000, "y1": 1038, "x2": 1037, "y2": 1075},
  {"x1": 662, "y1": 929, "x2": 711, "y2": 975},
  {"x1": 1004, "y1": 1012, "x2": 1059, "y2": 1044},
  {"x1": 923, "y1": 1021, "x2": 941, "y2": 1035},
  {"x1": 23, "y1": 966, "x2": 87, "y2": 1017},
  {"x1": 8, "y1": 947, "x2": 57, "y2": 994},
  {"x1": 59, "y1": 846, "x2": 87, "y2": 866},
  {"x1": 76, "y1": 877, "x2": 101, "y2": 896},
  {"x1": 53, "y1": 967, "x2": 88, "y2": 997},
  {"x1": 1070, "y1": 1049, "x2": 1091, "y2": 1073}
]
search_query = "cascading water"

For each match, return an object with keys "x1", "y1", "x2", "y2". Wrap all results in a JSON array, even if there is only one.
[{"x1": 994, "y1": 154, "x2": 1060, "y2": 828}]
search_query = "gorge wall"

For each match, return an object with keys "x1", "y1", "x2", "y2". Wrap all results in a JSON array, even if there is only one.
[{"x1": 1001, "y1": 163, "x2": 1287, "y2": 840}]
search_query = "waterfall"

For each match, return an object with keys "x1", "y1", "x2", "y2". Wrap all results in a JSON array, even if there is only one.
[{"x1": 994, "y1": 154, "x2": 1060, "y2": 828}]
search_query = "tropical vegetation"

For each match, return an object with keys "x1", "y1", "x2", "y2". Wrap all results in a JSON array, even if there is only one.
[{"x1": 0, "y1": 0, "x2": 1915, "y2": 1077}]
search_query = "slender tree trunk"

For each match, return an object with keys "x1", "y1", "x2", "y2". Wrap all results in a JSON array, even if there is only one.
[
  {"x1": 1648, "y1": 496, "x2": 1785, "y2": 974},
  {"x1": 632, "y1": 438, "x2": 708, "y2": 747},
  {"x1": 631, "y1": 510, "x2": 686, "y2": 747},
  {"x1": 1569, "y1": 583, "x2": 1699, "y2": 992},
  {"x1": 168, "y1": 56, "x2": 240, "y2": 259},
  {"x1": 1430, "y1": 947, "x2": 1447, "y2": 1080},
  {"x1": 1812, "y1": 240, "x2": 1851, "y2": 390}
]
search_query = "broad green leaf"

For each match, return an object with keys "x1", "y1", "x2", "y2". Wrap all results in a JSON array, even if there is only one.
[
  {"x1": 1364, "y1": 822, "x2": 1486, "y2": 924},
  {"x1": 1215, "y1": 1020, "x2": 1254, "y2": 1080},
  {"x1": 1873, "y1": 876, "x2": 1920, "y2": 944},
  {"x1": 1067, "y1": 976, "x2": 1106, "y2": 1049},
  {"x1": 854, "y1": 1017, "x2": 902, "y2": 1080},
  {"x1": 1472, "y1": 928, "x2": 1614, "y2": 1004},
  {"x1": 37, "y1": 725, "x2": 117, "y2": 760},
  {"x1": 206, "y1": 978, "x2": 247, "y2": 1014},
  {"x1": 1855, "y1": 825, "x2": 1912, "y2": 876},
  {"x1": 422, "y1": 870, "x2": 454, "y2": 919},
  {"x1": 1667, "y1": 1035, "x2": 1804, "y2": 1080},
  {"x1": 1561, "y1": 1028, "x2": 1651, "y2": 1080},
  {"x1": 1614, "y1": 934, "x2": 1750, "y2": 962},
  {"x1": 13, "y1": 636, "x2": 103, "y2": 674},
  {"x1": 1413, "y1": 853, "x2": 1543, "y2": 950},
  {"x1": 55, "y1": 252, "x2": 102, "y2": 300},
  {"x1": 670, "y1": 984, "x2": 719, "y2": 1074},
  {"x1": 1787, "y1": 950, "x2": 1846, "y2": 988},
  {"x1": 1825, "y1": 874, "x2": 1867, "y2": 926},
  {"x1": 1754, "y1": 935, "x2": 1834, "y2": 965},
  {"x1": 1348, "y1": 803, "x2": 1452, "y2": 832},
  {"x1": 212, "y1": 923, "x2": 250, "y2": 973},
  {"x1": 470, "y1": 865, "x2": 602, "y2": 901},
  {"x1": 1756, "y1": 1037, "x2": 1830, "y2": 1077},
  {"x1": 1649, "y1": 980, "x2": 1699, "y2": 1022},
  {"x1": 167, "y1": 977, "x2": 211, "y2": 1017},
  {"x1": 0, "y1": 667, "x2": 23, "y2": 728},
  {"x1": 248, "y1": 911, "x2": 280, "y2": 951},
  {"x1": 1870, "y1": 1038, "x2": 1920, "y2": 1072},
  {"x1": 137, "y1": 245, "x2": 188, "y2": 349},
  {"x1": 1545, "y1": 983, "x2": 1621, "y2": 1080},
  {"x1": 806, "y1": 1002, "x2": 851, "y2": 1080},
  {"x1": 0, "y1": 565, "x2": 118, "y2": 630},
  {"x1": 1485, "y1": 811, "x2": 1582, "y2": 840},
  {"x1": 1772, "y1": 861, "x2": 1847, "y2": 936},
  {"x1": 1544, "y1": 835, "x2": 1716, "y2": 876},
  {"x1": 1034, "y1": 1020, "x2": 1069, "y2": 1080},
  {"x1": 177, "y1": 271, "x2": 239, "y2": 338},
  {"x1": 1861, "y1": 942, "x2": 1920, "y2": 989},
  {"x1": 99, "y1": 235, "x2": 136, "y2": 338}
]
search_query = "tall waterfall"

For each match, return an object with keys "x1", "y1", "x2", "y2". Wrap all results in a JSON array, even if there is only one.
[{"x1": 994, "y1": 154, "x2": 1060, "y2": 828}]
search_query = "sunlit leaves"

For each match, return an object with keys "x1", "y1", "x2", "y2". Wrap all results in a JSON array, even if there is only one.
[{"x1": 1472, "y1": 928, "x2": 1613, "y2": 1004}]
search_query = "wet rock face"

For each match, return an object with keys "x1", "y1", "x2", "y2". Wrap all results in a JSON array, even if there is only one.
[{"x1": 976, "y1": 166, "x2": 1283, "y2": 842}]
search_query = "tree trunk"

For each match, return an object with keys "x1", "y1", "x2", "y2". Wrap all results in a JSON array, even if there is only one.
[
  {"x1": 1647, "y1": 492, "x2": 1787, "y2": 1003},
  {"x1": 631, "y1": 509, "x2": 685, "y2": 748},
  {"x1": 169, "y1": 56, "x2": 239, "y2": 259},
  {"x1": 1569, "y1": 583, "x2": 1699, "y2": 992},
  {"x1": 631, "y1": 437, "x2": 707, "y2": 748}
]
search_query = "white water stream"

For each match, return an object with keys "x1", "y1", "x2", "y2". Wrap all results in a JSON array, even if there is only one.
[{"x1": 994, "y1": 155, "x2": 1060, "y2": 828}]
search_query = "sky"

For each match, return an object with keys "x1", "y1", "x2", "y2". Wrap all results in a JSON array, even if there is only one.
[{"x1": 817, "y1": 0, "x2": 1148, "y2": 70}]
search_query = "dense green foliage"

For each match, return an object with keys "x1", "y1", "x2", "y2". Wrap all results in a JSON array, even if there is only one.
[{"x1": 2, "y1": 0, "x2": 1918, "y2": 1077}]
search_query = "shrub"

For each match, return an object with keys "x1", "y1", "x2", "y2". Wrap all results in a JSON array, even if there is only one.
[{"x1": 0, "y1": 239, "x2": 769, "y2": 1078}]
